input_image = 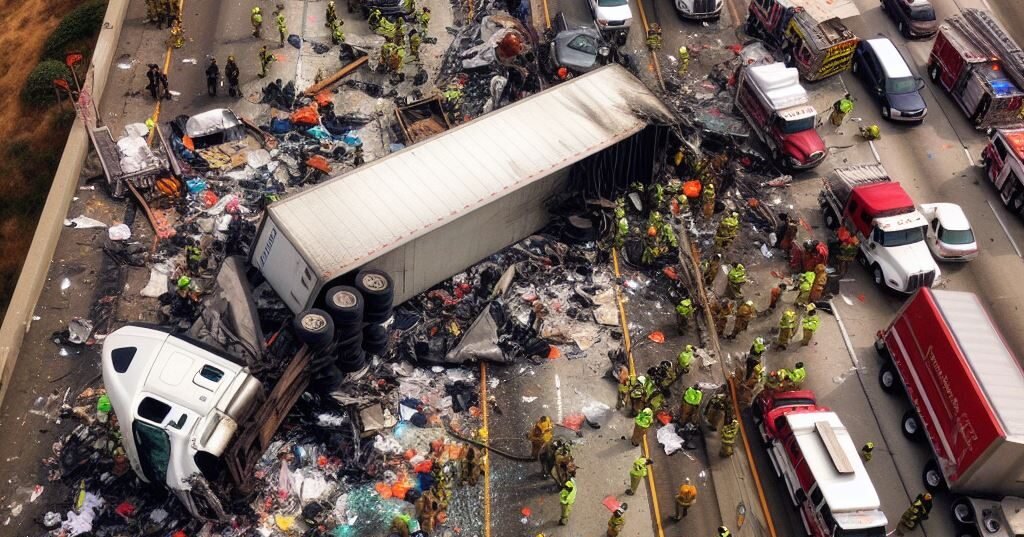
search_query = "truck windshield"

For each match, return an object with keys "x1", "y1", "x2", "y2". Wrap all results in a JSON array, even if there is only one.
[
  {"x1": 132, "y1": 421, "x2": 171, "y2": 484},
  {"x1": 886, "y1": 76, "x2": 918, "y2": 94},
  {"x1": 909, "y1": 5, "x2": 935, "y2": 21},
  {"x1": 938, "y1": 227, "x2": 975, "y2": 245},
  {"x1": 838, "y1": 526, "x2": 887, "y2": 537},
  {"x1": 597, "y1": 0, "x2": 628, "y2": 6},
  {"x1": 880, "y1": 226, "x2": 925, "y2": 247},
  {"x1": 778, "y1": 116, "x2": 816, "y2": 134}
]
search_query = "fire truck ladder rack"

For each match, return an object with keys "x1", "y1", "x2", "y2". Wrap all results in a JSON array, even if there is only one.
[{"x1": 951, "y1": 8, "x2": 1024, "y2": 91}]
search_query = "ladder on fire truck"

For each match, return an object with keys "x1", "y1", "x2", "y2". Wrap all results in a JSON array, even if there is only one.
[{"x1": 949, "y1": 8, "x2": 1024, "y2": 91}]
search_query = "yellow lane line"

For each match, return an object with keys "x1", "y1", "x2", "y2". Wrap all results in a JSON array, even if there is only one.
[
  {"x1": 632, "y1": 0, "x2": 665, "y2": 91},
  {"x1": 541, "y1": 0, "x2": 551, "y2": 29},
  {"x1": 480, "y1": 361, "x2": 491, "y2": 537},
  {"x1": 728, "y1": 377, "x2": 777, "y2": 537},
  {"x1": 611, "y1": 249, "x2": 666, "y2": 537},
  {"x1": 147, "y1": 0, "x2": 186, "y2": 146}
]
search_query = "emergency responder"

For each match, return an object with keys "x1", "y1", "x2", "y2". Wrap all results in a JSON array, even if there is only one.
[
  {"x1": 861, "y1": 441, "x2": 874, "y2": 462},
  {"x1": 626, "y1": 457, "x2": 652, "y2": 495},
  {"x1": 462, "y1": 445, "x2": 483, "y2": 486},
  {"x1": 259, "y1": 45, "x2": 275, "y2": 78},
  {"x1": 185, "y1": 241, "x2": 203, "y2": 273},
  {"x1": 702, "y1": 182, "x2": 716, "y2": 219},
  {"x1": 896, "y1": 499, "x2": 924, "y2": 535},
  {"x1": 613, "y1": 200, "x2": 629, "y2": 247},
  {"x1": 801, "y1": 305, "x2": 820, "y2": 346},
  {"x1": 836, "y1": 235, "x2": 859, "y2": 277},
  {"x1": 720, "y1": 419, "x2": 739, "y2": 457},
  {"x1": 705, "y1": 392, "x2": 727, "y2": 431},
  {"x1": 831, "y1": 93, "x2": 853, "y2": 127},
  {"x1": 715, "y1": 212, "x2": 739, "y2": 251},
  {"x1": 409, "y1": 28, "x2": 422, "y2": 61},
  {"x1": 145, "y1": 0, "x2": 158, "y2": 24},
  {"x1": 730, "y1": 300, "x2": 756, "y2": 339},
  {"x1": 916, "y1": 493, "x2": 933, "y2": 519},
  {"x1": 629, "y1": 375, "x2": 648, "y2": 416},
  {"x1": 777, "y1": 309, "x2": 797, "y2": 349},
  {"x1": 719, "y1": 525, "x2": 732, "y2": 537},
  {"x1": 540, "y1": 439, "x2": 560, "y2": 479},
  {"x1": 225, "y1": 56, "x2": 240, "y2": 97},
  {"x1": 860, "y1": 123, "x2": 881, "y2": 140},
  {"x1": 169, "y1": 17, "x2": 185, "y2": 48},
  {"x1": 330, "y1": 20, "x2": 345, "y2": 44},
  {"x1": 809, "y1": 263, "x2": 828, "y2": 302},
  {"x1": 558, "y1": 478, "x2": 576, "y2": 525},
  {"x1": 672, "y1": 478, "x2": 697, "y2": 521},
  {"x1": 403, "y1": 0, "x2": 416, "y2": 14},
  {"x1": 616, "y1": 371, "x2": 631, "y2": 410},
  {"x1": 790, "y1": 361, "x2": 807, "y2": 388},
  {"x1": 632, "y1": 407, "x2": 653, "y2": 446},
  {"x1": 768, "y1": 282, "x2": 786, "y2": 311},
  {"x1": 554, "y1": 441, "x2": 576, "y2": 485},
  {"x1": 607, "y1": 506, "x2": 627, "y2": 537},
  {"x1": 701, "y1": 253, "x2": 722, "y2": 288},
  {"x1": 352, "y1": 143, "x2": 365, "y2": 166},
  {"x1": 528, "y1": 416, "x2": 553, "y2": 460},
  {"x1": 726, "y1": 263, "x2": 746, "y2": 300},
  {"x1": 276, "y1": 10, "x2": 287, "y2": 47},
  {"x1": 675, "y1": 298, "x2": 694, "y2": 334},
  {"x1": 390, "y1": 515, "x2": 412, "y2": 537},
  {"x1": 443, "y1": 82, "x2": 463, "y2": 112},
  {"x1": 325, "y1": 0, "x2": 338, "y2": 26},
  {"x1": 681, "y1": 384, "x2": 702, "y2": 425},
  {"x1": 380, "y1": 39, "x2": 399, "y2": 71},
  {"x1": 677, "y1": 45, "x2": 689, "y2": 75},
  {"x1": 796, "y1": 270, "x2": 814, "y2": 306},
  {"x1": 205, "y1": 58, "x2": 219, "y2": 96},
  {"x1": 713, "y1": 298, "x2": 733, "y2": 337},
  {"x1": 416, "y1": 490, "x2": 440, "y2": 533},
  {"x1": 146, "y1": 64, "x2": 160, "y2": 100},
  {"x1": 780, "y1": 216, "x2": 799, "y2": 251},
  {"x1": 417, "y1": 7, "x2": 431, "y2": 33},
  {"x1": 677, "y1": 344, "x2": 695, "y2": 375},
  {"x1": 749, "y1": 337, "x2": 767, "y2": 365},
  {"x1": 251, "y1": 7, "x2": 263, "y2": 38},
  {"x1": 646, "y1": 23, "x2": 662, "y2": 50}
]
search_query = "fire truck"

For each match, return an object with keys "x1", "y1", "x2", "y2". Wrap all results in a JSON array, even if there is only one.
[
  {"x1": 745, "y1": 0, "x2": 860, "y2": 81},
  {"x1": 982, "y1": 126, "x2": 1024, "y2": 216},
  {"x1": 928, "y1": 8, "x2": 1024, "y2": 128}
]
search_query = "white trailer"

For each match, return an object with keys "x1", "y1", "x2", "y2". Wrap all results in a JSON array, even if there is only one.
[{"x1": 251, "y1": 65, "x2": 675, "y2": 312}]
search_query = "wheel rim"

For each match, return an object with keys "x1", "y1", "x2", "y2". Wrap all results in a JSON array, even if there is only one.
[
  {"x1": 361, "y1": 273, "x2": 389, "y2": 291},
  {"x1": 301, "y1": 314, "x2": 328, "y2": 332},
  {"x1": 926, "y1": 469, "x2": 941, "y2": 487},
  {"x1": 905, "y1": 417, "x2": 918, "y2": 434},
  {"x1": 874, "y1": 268, "x2": 883, "y2": 284},
  {"x1": 332, "y1": 291, "x2": 358, "y2": 308},
  {"x1": 882, "y1": 371, "x2": 894, "y2": 388},
  {"x1": 953, "y1": 503, "x2": 973, "y2": 524}
]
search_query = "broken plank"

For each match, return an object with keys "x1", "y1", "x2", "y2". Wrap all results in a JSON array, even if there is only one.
[{"x1": 304, "y1": 56, "x2": 369, "y2": 95}]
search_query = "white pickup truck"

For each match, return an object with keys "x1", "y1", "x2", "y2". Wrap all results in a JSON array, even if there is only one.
[{"x1": 819, "y1": 164, "x2": 940, "y2": 292}]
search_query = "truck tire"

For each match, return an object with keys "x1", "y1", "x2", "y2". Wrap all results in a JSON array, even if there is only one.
[
  {"x1": 364, "y1": 307, "x2": 393, "y2": 325},
  {"x1": 354, "y1": 269, "x2": 394, "y2": 311},
  {"x1": 823, "y1": 208, "x2": 839, "y2": 229},
  {"x1": 951, "y1": 497, "x2": 976, "y2": 526},
  {"x1": 336, "y1": 331, "x2": 364, "y2": 357},
  {"x1": 923, "y1": 459, "x2": 947, "y2": 492},
  {"x1": 337, "y1": 350, "x2": 366, "y2": 373},
  {"x1": 879, "y1": 0, "x2": 886, "y2": 12},
  {"x1": 872, "y1": 264, "x2": 885, "y2": 287},
  {"x1": 363, "y1": 323, "x2": 388, "y2": 350},
  {"x1": 309, "y1": 365, "x2": 344, "y2": 394},
  {"x1": 879, "y1": 363, "x2": 898, "y2": 393},
  {"x1": 325, "y1": 286, "x2": 365, "y2": 324},
  {"x1": 873, "y1": 337, "x2": 890, "y2": 358},
  {"x1": 902, "y1": 409, "x2": 924, "y2": 441},
  {"x1": 293, "y1": 309, "x2": 335, "y2": 349}
]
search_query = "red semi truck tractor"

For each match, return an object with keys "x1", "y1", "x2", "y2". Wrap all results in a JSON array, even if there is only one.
[{"x1": 875, "y1": 288, "x2": 1024, "y2": 537}]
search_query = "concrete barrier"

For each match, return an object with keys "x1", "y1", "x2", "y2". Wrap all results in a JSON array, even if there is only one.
[{"x1": 0, "y1": 0, "x2": 129, "y2": 407}]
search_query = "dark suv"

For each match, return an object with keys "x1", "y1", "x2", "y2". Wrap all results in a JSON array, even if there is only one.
[
  {"x1": 853, "y1": 38, "x2": 927, "y2": 122},
  {"x1": 880, "y1": 0, "x2": 937, "y2": 38}
]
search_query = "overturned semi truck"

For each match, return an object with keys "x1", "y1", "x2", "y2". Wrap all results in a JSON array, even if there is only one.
[{"x1": 250, "y1": 65, "x2": 677, "y2": 313}]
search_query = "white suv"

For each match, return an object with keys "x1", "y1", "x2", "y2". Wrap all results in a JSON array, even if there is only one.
[{"x1": 587, "y1": 0, "x2": 632, "y2": 32}]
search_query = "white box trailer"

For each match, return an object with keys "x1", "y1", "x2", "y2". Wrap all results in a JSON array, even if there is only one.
[{"x1": 251, "y1": 65, "x2": 675, "y2": 313}]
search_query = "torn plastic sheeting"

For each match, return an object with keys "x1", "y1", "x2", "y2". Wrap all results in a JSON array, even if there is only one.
[
  {"x1": 67, "y1": 318, "x2": 94, "y2": 344},
  {"x1": 593, "y1": 288, "x2": 620, "y2": 326},
  {"x1": 141, "y1": 263, "x2": 171, "y2": 297},
  {"x1": 657, "y1": 424, "x2": 684, "y2": 455},
  {"x1": 65, "y1": 216, "x2": 107, "y2": 229},
  {"x1": 107, "y1": 224, "x2": 131, "y2": 241},
  {"x1": 246, "y1": 148, "x2": 272, "y2": 168},
  {"x1": 373, "y1": 434, "x2": 403, "y2": 454},
  {"x1": 443, "y1": 301, "x2": 512, "y2": 364},
  {"x1": 62, "y1": 492, "x2": 104, "y2": 536},
  {"x1": 361, "y1": 404, "x2": 388, "y2": 433},
  {"x1": 581, "y1": 401, "x2": 612, "y2": 429}
]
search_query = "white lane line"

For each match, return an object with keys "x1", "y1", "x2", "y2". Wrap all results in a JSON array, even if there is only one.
[
  {"x1": 830, "y1": 299, "x2": 859, "y2": 368},
  {"x1": 555, "y1": 374, "x2": 563, "y2": 423},
  {"x1": 963, "y1": 147, "x2": 975, "y2": 166},
  {"x1": 987, "y1": 200, "x2": 1022, "y2": 258}
]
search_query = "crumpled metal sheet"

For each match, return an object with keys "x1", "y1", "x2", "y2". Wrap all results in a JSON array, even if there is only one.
[{"x1": 444, "y1": 301, "x2": 512, "y2": 364}]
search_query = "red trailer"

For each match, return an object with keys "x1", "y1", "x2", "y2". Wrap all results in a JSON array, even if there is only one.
[{"x1": 876, "y1": 288, "x2": 1024, "y2": 537}]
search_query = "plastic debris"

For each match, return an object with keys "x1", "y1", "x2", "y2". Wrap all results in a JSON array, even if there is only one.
[
  {"x1": 67, "y1": 318, "x2": 94, "y2": 345},
  {"x1": 581, "y1": 401, "x2": 612, "y2": 429},
  {"x1": 65, "y1": 216, "x2": 107, "y2": 229},
  {"x1": 657, "y1": 424, "x2": 685, "y2": 455},
  {"x1": 107, "y1": 224, "x2": 131, "y2": 241},
  {"x1": 648, "y1": 331, "x2": 665, "y2": 343}
]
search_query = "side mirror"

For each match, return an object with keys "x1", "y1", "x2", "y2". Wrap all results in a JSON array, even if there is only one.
[{"x1": 916, "y1": 77, "x2": 925, "y2": 90}]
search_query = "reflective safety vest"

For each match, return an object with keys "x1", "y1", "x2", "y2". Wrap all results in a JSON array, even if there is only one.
[
  {"x1": 676, "y1": 299, "x2": 694, "y2": 317},
  {"x1": 684, "y1": 387, "x2": 702, "y2": 406},
  {"x1": 678, "y1": 347, "x2": 694, "y2": 368},
  {"x1": 751, "y1": 338, "x2": 766, "y2": 354},
  {"x1": 719, "y1": 528, "x2": 732, "y2": 537},
  {"x1": 635, "y1": 409, "x2": 654, "y2": 429},
  {"x1": 677, "y1": 484, "x2": 697, "y2": 506},
  {"x1": 728, "y1": 265, "x2": 746, "y2": 284},
  {"x1": 799, "y1": 271, "x2": 815, "y2": 291},
  {"x1": 790, "y1": 366, "x2": 807, "y2": 385},
  {"x1": 721, "y1": 422, "x2": 739, "y2": 443},
  {"x1": 779, "y1": 311, "x2": 797, "y2": 330},
  {"x1": 802, "y1": 315, "x2": 820, "y2": 333},
  {"x1": 630, "y1": 457, "x2": 649, "y2": 478},
  {"x1": 560, "y1": 479, "x2": 577, "y2": 505}
]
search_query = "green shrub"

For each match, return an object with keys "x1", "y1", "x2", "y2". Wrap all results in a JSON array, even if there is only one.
[
  {"x1": 42, "y1": 0, "x2": 108, "y2": 59},
  {"x1": 21, "y1": 60, "x2": 72, "y2": 106}
]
